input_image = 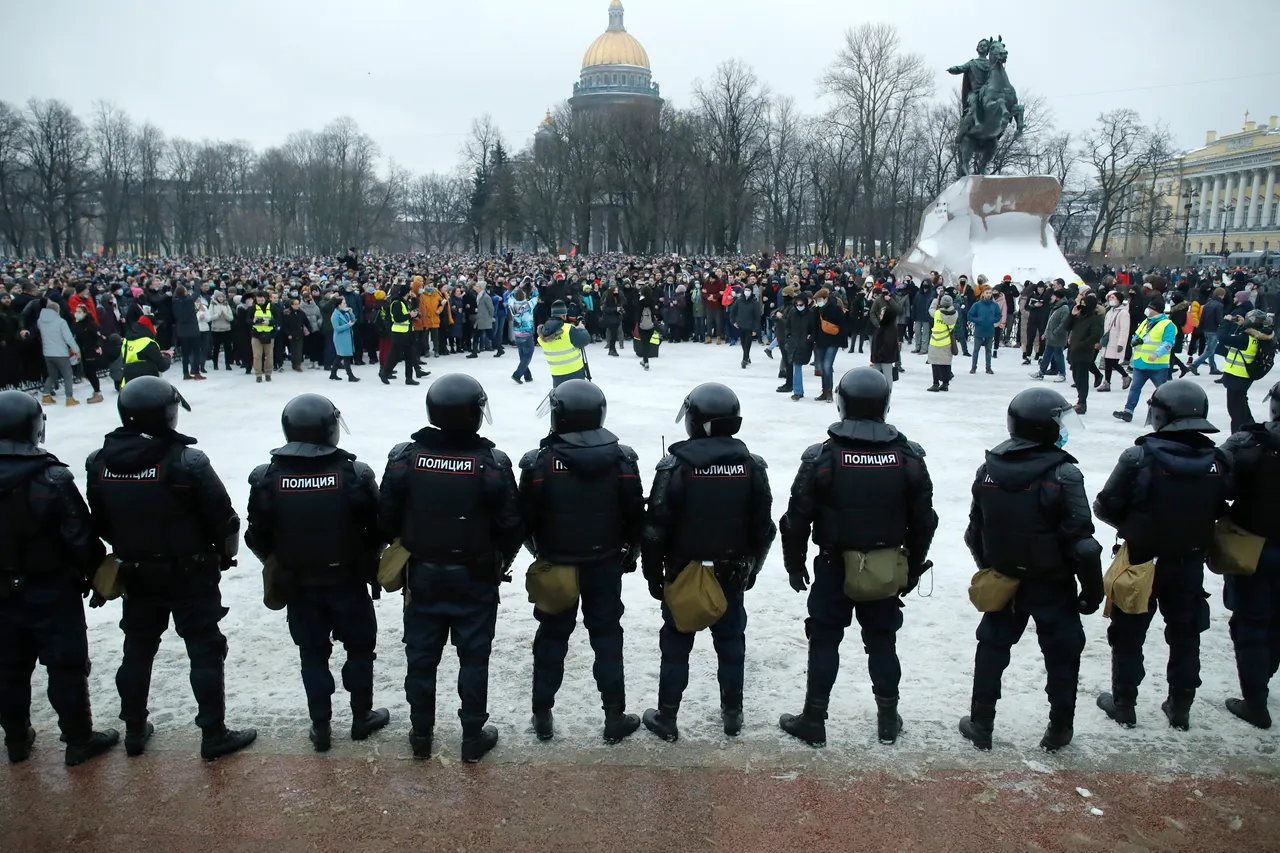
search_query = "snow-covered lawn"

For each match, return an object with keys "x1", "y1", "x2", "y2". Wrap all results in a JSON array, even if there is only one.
[{"x1": 27, "y1": 341, "x2": 1280, "y2": 774}]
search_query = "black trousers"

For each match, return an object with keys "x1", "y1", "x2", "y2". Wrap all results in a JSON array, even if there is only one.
[
  {"x1": 531, "y1": 566, "x2": 625, "y2": 712},
  {"x1": 209, "y1": 330, "x2": 234, "y2": 369},
  {"x1": 1071, "y1": 362, "x2": 1092, "y2": 406},
  {"x1": 0, "y1": 580, "x2": 94, "y2": 744},
  {"x1": 1108, "y1": 555, "x2": 1209, "y2": 693},
  {"x1": 805, "y1": 557, "x2": 903, "y2": 701},
  {"x1": 1226, "y1": 385, "x2": 1256, "y2": 435},
  {"x1": 657, "y1": 584, "x2": 746, "y2": 707},
  {"x1": 1225, "y1": 542, "x2": 1280, "y2": 702},
  {"x1": 287, "y1": 581, "x2": 378, "y2": 723},
  {"x1": 972, "y1": 578, "x2": 1084, "y2": 708},
  {"x1": 115, "y1": 582, "x2": 230, "y2": 732},
  {"x1": 403, "y1": 563, "x2": 498, "y2": 735},
  {"x1": 382, "y1": 335, "x2": 416, "y2": 382}
]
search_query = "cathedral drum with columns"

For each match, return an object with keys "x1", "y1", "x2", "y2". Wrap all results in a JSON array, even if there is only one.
[{"x1": 570, "y1": 0, "x2": 662, "y2": 115}]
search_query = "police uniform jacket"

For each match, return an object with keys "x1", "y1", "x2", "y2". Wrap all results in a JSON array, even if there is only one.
[
  {"x1": 781, "y1": 419, "x2": 937, "y2": 580},
  {"x1": 1220, "y1": 421, "x2": 1280, "y2": 540},
  {"x1": 0, "y1": 440, "x2": 104, "y2": 587},
  {"x1": 518, "y1": 428, "x2": 645, "y2": 568},
  {"x1": 378, "y1": 427, "x2": 523, "y2": 578},
  {"x1": 1094, "y1": 431, "x2": 1232, "y2": 564},
  {"x1": 641, "y1": 435, "x2": 775, "y2": 588},
  {"x1": 964, "y1": 438, "x2": 1102, "y2": 591},
  {"x1": 246, "y1": 442, "x2": 382, "y2": 587},
  {"x1": 86, "y1": 428, "x2": 240, "y2": 569}
]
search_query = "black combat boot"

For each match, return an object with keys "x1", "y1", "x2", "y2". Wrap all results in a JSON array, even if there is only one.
[
  {"x1": 409, "y1": 728, "x2": 433, "y2": 759},
  {"x1": 532, "y1": 709, "x2": 554, "y2": 742},
  {"x1": 1039, "y1": 705, "x2": 1074, "y2": 752},
  {"x1": 460, "y1": 725, "x2": 499, "y2": 763},
  {"x1": 351, "y1": 709, "x2": 390, "y2": 741},
  {"x1": 65, "y1": 729, "x2": 120, "y2": 767},
  {"x1": 642, "y1": 704, "x2": 680, "y2": 743},
  {"x1": 1226, "y1": 697, "x2": 1272, "y2": 729},
  {"x1": 309, "y1": 722, "x2": 331, "y2": 753},
  {"x1": 5, "y1": 726, "x2": 36, "y2": 764},
  {"x1": 125, "y1": 722, "x2": 155, "y2": 756},
  {"x1": 1096, "y1": 686, "x2": 1137, "y2": 728},
  {"x1": 200, "y1": 726, "x2": 257, "y2": 760},
  {"x1": 958, "y1": 700, "x2": 996, "y2": 750},
  {"x1": 1161, "y1": 688, "x2": 1195, "y2": 731},
  {"x1": 602, "y1": 701, "x2": 640, "y2": 744},
  {"x1": 875, "y1": 695, "x2": 903, "y2": 745},
  {"x1": 779, "y1": 698, "x2": 828, "y2": 747},
  {"x1": 721, "y1": 689, "x2": 744, "y2": 737}
]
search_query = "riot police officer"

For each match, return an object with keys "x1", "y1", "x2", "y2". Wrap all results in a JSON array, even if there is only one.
[
  {"x1": 379, "y1": 375, "x2": 523, "y2": 762},
  {"x1": 1094, "y1": 379, "x2": 1231, "y2": 731},
  {"x1": 1218, "y1": 381, "x2": 1280, "y2": 729},
  {"x1": 0, "y1": 391, "x2": 119, "y2": 766},
  {"x1": 245, "y1": 394, "x2": 388, "y2": 752},
  {"x1": 86, "y1": 377, "x2": 256, "y2": 760},
  {"x1": 778, "y1": 368, "x2": 938, "y2": 747},
  {"x1": 958, "y1": 387, "x2": 1103, "y2": 752},
  {"x1": 518, "y1": 380, "x2": 646, "y2": 743},
  {"x1": 640, "y1": 382, "x2": 775, "y2": 742}
]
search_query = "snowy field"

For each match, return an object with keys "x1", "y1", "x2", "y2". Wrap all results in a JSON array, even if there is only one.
[{"x1": 25, "y1": 341, "x2": 1280, "y2": 776}]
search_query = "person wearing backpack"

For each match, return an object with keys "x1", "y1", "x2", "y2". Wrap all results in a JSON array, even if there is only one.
[{"x1": 1219, "y1": 310, "x2": 1276, "y2": 433}]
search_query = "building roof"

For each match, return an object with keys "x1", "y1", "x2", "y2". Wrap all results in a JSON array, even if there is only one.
[{"x1": 582, "y1": 1, "x2": 649, "y2": 69}]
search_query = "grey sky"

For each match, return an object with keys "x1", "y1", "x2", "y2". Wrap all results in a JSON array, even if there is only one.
[{"x1": 5, "y1": 0, "x2": 1276, "y2": 176}]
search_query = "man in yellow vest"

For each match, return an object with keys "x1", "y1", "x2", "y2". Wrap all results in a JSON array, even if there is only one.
[
  {"x1": 537, "y1": 301, "x2": 591, "y2": 387},
  {"x1": 379, "y1": 285, "x2": 427, "y2": 386},
  {"x1": 250, "y1": 294, "x2": 277, "y2": 383},
  {"x1": 1219, "y1": 309, "x2": 1276, "y2": 432},
  {"x1": 1114, "y1": 295, "x2": 1176, "y2": 423},
  {"x1": 121, "y1": 315, "x2": 171, "y2": 387}
]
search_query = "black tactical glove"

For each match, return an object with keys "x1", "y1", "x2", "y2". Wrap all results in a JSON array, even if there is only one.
[
  {"x1": 1078, "y1": 591, "x2": 1103, "y2": 616},
  {"x1": 621, "y1": 546, "x2": 639, "y2": 574},
  {"x1": 902, "y1": 560, "x2": 933, "y2": 596},
  {"x1": 788, "y1": 568, "x2": 810, "y2": 593},
  {"x1": 88, "y1": 591, "x2": 107, "y2": 609}
]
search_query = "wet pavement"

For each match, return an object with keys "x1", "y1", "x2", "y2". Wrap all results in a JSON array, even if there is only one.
[{"x1": 3, "y1": 743, "x2": 1279, "y2": 853}]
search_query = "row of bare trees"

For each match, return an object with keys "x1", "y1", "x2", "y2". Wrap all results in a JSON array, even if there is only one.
[{"x1": 0, "y1": 23, "x2": 1175, "y2": 261}]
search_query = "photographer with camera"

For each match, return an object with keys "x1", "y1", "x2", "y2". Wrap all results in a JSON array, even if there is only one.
[{"x1": 1219, "y1": 309, "x2": 1276, "y2": 433}]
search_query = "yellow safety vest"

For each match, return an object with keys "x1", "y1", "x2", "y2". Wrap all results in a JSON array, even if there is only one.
[
  {"x1": 391, "y1": 301, "x2": 411, "y2": 335},
  {"x1": 1224, "y1": 335, "x2": 1258, "y2": 379},
  {"x1": 1132, "y1": 317, "x2": 1172, "y2": 367},
  {"x1": 538, "y1": 331, "x2": 585, "y2": 376},
  {"x1": 253, "y1": 306, "x2": 274, "y2": 334},
  {"x1": 120, "y1": 336, "x2": 154, "y2": 387},
  {"x1": 929, "y1": 312, "x2": 953, "y2": 347}
]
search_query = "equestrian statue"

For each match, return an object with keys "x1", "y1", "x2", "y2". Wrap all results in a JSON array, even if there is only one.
[{"x1": 948, "y1": 36, "x2": 1025, "y2": 178}]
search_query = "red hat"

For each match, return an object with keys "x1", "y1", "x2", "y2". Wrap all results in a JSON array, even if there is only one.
[
  {"x1": 137, "y1": 316, "x2": 156, "y2": 334},
  {"x1": 1002, "y1": 275, "x2": 1012, "y2": 282}
]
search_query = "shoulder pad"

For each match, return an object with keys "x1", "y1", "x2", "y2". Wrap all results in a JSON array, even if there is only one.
[
  {"x1": 85, "y1": 449, "x2": 100, "y2": 469},
  {"x1": 387, "y1": 441, "x2": 413, "y2": 461},
  {"x1": 801, "y1": 443, "x2": 824, "y2": 462},
  {"x1": 1054, "y1": 461, "x2": 1085, "y2": 485},
  {"x1": 247, "y1": 463, "x2": 271, "y2": 486},
  {"x1": 490, "y1": 449, "x2": 513, "y2": 470},
  {"x1": 904, "y1": 440, "x2": 927, "y2": 459},
  {"x1": 43, "y1": 464, "x2": 75, "y2": 485},
  {"x1": 749, "y1": 452, "x2": 769, "y2": 470},
  {"x1": 176, "y1": 447, "x2": 212, "y2": 470},
  {"x1": 519, "y1": 449, "x2": 541, "y2": 470},
  {"x1": 618, "y1": 444, "x2": 640, "y2": 463},
  {"x1": 353, "y1": 461, "x2": 377, "y2": 481},
  {"x1": 656, "y1": 453, "x2": 679, "y2": 471},
  {"x1": 1119, "y1": 445, "x2": 1145, "y2": 466}
]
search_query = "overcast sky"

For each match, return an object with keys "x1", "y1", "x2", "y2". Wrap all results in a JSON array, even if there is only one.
[{"x1": 5, "y1": 0, "x2": 1276, "y2": 176}]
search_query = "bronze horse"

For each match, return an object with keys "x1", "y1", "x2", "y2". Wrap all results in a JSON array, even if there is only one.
[{"x1": 955, "y1": 40, "x2": 1024, "y2": 178}]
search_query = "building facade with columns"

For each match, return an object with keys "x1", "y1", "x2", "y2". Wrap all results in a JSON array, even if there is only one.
[{"x1": 1103, "y1": 113, "x2": 1280, "y2": 261}]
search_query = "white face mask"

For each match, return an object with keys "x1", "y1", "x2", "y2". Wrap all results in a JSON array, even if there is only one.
[{"x1": 1147, "y1": 308, "x2": 1159, "y2": 318}]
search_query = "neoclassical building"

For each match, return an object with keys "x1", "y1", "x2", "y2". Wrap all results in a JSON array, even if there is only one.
[{"x1": 570, "y1": 0, "x2": 662, "y2": 115}]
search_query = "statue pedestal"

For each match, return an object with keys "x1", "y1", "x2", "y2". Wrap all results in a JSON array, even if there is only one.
[{"x1": 895, "y1": 175, "x2": 1077, "y2": 288}]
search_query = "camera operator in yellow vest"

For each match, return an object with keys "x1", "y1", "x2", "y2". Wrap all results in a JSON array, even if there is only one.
[
  {"x1": 250, "y1": 294, "x2": 278, "y2": 383},
  {"x1": 1220, "y1": 309, "x2": 1276, "y2": 433},
  {"x1": 537, "y1": 301, "x2": 592, "y2": 388},
  {"x1": 1113, "y1": 295, "x2": 1176, "y2": 424}
]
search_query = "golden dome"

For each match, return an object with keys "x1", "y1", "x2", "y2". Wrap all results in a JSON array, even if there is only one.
[{"x1": 581, "y1": 1, "x2": 650, "y2": 69}]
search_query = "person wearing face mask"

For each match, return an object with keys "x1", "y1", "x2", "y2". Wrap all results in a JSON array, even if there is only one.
[
  {"x1": 207, "y1": 292, "x2": 234, "y2": 370},
  {"x1": 1066, "y1": 293, "x2": 1105, "y2": 415},
  {"x1": 70, "y1": 303, "x2": 105, "y2": 404},
  {"x1": 967, "y1": 288, "x2": 1002, "y2": 375},
  {"x1": 1098, "y1": 291, "x2": 1132, "y2": 392},
  {"x1": 729, "y1": 283, "x2": 763, "y2": 369},
  {"x1": 782, "y1": 292, "x2": 818, "y2": 401},
  {"x1": 958, "y1": 388, "x2": 1101, "y2": 753},
  {"x1": 926, "y1": 294, "x2": 958, "y2": 393},
  {"x1": 1113, "y1": 295, "x2": 1176, "y2": 423}
]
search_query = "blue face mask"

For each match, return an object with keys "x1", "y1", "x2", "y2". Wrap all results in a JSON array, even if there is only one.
[
  {"x1": 1055, "y1": 427, "x2": 1069, "y2": 449},
  {"x1": 796, "y1": 304, "x2": 806, "y2": 312}
]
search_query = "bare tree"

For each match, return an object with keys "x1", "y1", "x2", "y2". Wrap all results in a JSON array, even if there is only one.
[
  {"x1": 693, "y1": 59, "x2": 771, "y2": 251},
  {"x1": 757, "y1": 95, "x2": 807, "y2": 253},
  {"x1": 90, "y1": 101, "x2": 136, "y2": 254},
  {"x1": 1081, "y1": 109, "x2": 1173, "y2": 256},
  {"x1": 21, "y1": 99, "x2": 93, "y2": 257},
  {"x1": 0, "y1": 101, "x2": 33, "y2": 254}
]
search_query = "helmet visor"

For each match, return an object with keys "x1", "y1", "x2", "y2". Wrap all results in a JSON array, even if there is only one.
[
  {"x1": 674, "y1": 397, "x2": 691, "y2": 425},
  {"x1": 1054, "y1": 405, "x2": 1084, "y2": 438},
  {"x1": 535, "y1": 392, "x2": 552, "y2": 420},
  {"x1": 174, "y1": 388, "x2": 193, "y2": 413},
  {"x1": 335, "y1": 410, "x2": 351, "y2": 435},
  {"x1": 480, "y1": 396, "x2": 493, "y2": 426}
]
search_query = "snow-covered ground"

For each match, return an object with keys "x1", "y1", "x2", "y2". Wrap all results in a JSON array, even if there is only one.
[{"x1": 25, "y1": 341, "x2": 1280, "y2": 774}]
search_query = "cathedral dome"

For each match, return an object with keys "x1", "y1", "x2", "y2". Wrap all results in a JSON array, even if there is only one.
[{"x1": 581, "y1": 1, "x2": 650, "y2": 69}]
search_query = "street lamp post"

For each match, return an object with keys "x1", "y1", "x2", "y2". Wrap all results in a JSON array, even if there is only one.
[
  {"x1": 1220, "y1": 201, "x2": 1236, "y2": 257},
  {"x1": 1181, "y1": 185, "x2": 1198, "y2": 257}
]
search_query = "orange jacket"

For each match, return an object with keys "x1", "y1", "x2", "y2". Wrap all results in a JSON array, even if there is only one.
[{"x1": 421, "y1": 288, "x2": 444, "y2": 330}]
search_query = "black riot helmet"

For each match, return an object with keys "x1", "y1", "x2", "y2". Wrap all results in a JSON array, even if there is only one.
[
  {"x1": 1146, "y1": 379, "x2": 1217, "y2": 434},
  {"x1": 836, "y1": 367, "x2": 891, "y2": 423},
  {"x1": 118, "y1": 376, "x2": 191, "y2": 435},
  {"x1": 281, "y1": 393, "x2": 349, "y2": 446},
  {"x1": 1267, "y1": 381, "x2": 1280, "y2": 424},
  {"x1": 0, "y1": 390, "x2": 46, "y2": 446},
  {"x1": 543, "y1": 379, "x2": 606, "y2": 434},
  {"x1": 675, "y1": 382, "x2": 742, "y2": 438},
  {"x1": 1007, "y1": 387, "x2": 1080, "y2": 447},
  {"x1": 426, "y1": 374, "x2": 492, "y2": 434}
]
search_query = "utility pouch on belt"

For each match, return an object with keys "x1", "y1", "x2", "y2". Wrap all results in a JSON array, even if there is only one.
[
  {"x1": 92, "y1": 554, "x2": 124, "y2": 601},
  {"x1": 1208, "y1": 518, "x2": 1265, "y2": 577},
  {"x1": 967, "y1": 569, "x2": 1020, "y2": 613},
  {"x1": 261, "y1": 554, "x2": 288, "y2": 611},
  {"x1": 1103, "y1": 541, "x2": 1155, "y2": 616},
  {"x1": 664, "y1": 561, "x2": 727, "y2": 633},
  {"x1": 378, "y1": 538, "x2": 410, "y2": 592},
  {"x1": 525, "y1": 559, "x2": 580, "y2": 615},
  {"x1": 841, "y1": 548, "x2": 909, "y2": 602}
]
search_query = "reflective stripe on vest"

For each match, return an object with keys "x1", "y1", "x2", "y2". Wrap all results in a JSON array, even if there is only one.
[
  {"x1": 124, "y1": 336, "x2": 152, "y2": 365},
  {"x1": 391, "y1": 302, "x2": 411, "y2": 334},
  {"x1": 929, "y1": 313, "x2": 953, "y2": 347},
  {"x1": 1224, "y1": 335, "x2": 1258, "y2": 379},
  {"x1": 253, "y1": 307, "x2": 274, "y2": 333},
  {"x1": 1133, "y1": 318, "x2": 1172, "y2": 366},
  {"x1": 539, "y1": 333, "x2": 585, "y2": 376}
]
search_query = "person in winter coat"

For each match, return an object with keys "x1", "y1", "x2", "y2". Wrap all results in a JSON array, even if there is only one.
[
  {"x1": 471, "y1": 283, "x2": 495, "y2": 358},
  {"x1": 507, "y1": 286, "x2": 537, "y2": 383},
  {"x1": 171, "y1": 286, "x2": 204, "y2": 381},
  {"x1": 1066, "y1": 293, "x2": 1105, "y2": 414},
  {"x1": 37, "y1": 300, "x2": 81, "y2": 406},
  {"x1": 702, "y1": 276, "x2": 726, "y2": 343},
  {"x1": 926, "y1": 294, "x2": 958, "y2": 392},
  {"x1": 968, "y1": 290, "x2": 1002, "y2": 375},
  {"x1": 281, "y1": 298, "x2": 309, "y2": 372},
  {"x1": 892, "y1": 288, "x2": 911, "y2": 344},
  {"x1": 1023, "y1": 283, "x2": 1050, "y2": 363},
  {"x1": 1031, "y1": 290, "x2": 1071, "y2": 381},
  {"x1": 602, "y1": 285, "x2": 625, "y2": 355},
  {"x1": 1189, "y1": 288, "x2": 1227, "y2": 375},
  {"x1": 868, "y1": 289, "x2": 901, "y2": 399},
  {"x1": 71, "y1": 303, "x2": 105, "y2": 404},
  {"x1": 299, "y1": 290, "x2": 323, "y2": 368},
  {"x1": 770, "y1": 287, "x2": 797, "y2": 391},
  {"x1": 634, "y1": 287, "x2": 660, "y2": 370},
  {"x1": 730, "y1": 286, "x2": 763, "y2": 369},
  {"x1": 1218, "y1": 310, "x2": 1276, "y2": 433},
  {"x1": 784, "y1": 291, "x2": 819, "y2": 401},
  {"x1": 233, "y1": 293, "x2": 256, "y2": 374},
  {"x1": 421, "y1": 283, "x2": 444, "y2": 358},
  {"x1": 1099, "y1": 291, "x2": 1131, "y2": 392},
  {"x1": 1114, "y1": 294, "x2": 1178, "y2": 423},
  {"x1": 912, "y1": 282, "x2": 935, "y2": 353},
  {"x1": 329, "y1": 300, "x2": 359, "y2": 382},
  {"x1": 663, "y1": 286, "x2": 688, "y2": 343},
  {"x1": 67, "y1": 281, "x2": 98, "y2": 325},
  {"x1": 538, "y1": 301, "x2": 592, "y2": 386},
  {"x1": 811, "y1": 288, "x2": 846, "y2": 402}
]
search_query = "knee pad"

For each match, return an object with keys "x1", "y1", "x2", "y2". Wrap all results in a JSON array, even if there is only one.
[
  {"x1": 457, "y1": 653, "x2": 490, "y2": 669},
  {"x1": 299, "y1": 646, "x2": 333, "y2": 669},
  {"x1": 344, "y1": 647, "x2": 377, "y2": 664},
  {"x1": 189, "y1": 633, "x2": 229, "y2": 668}
]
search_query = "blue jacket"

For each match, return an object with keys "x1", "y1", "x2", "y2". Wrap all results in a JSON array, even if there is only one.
[
  {"x1": 912, "y1": 286, "x2": 935, "y2": 322},
  {"x1": 967, "y1": 299, "x2": 1002, "y2": 338},
  {"x1": 331, "y1": 306, "x2": 356, "y2": 357}
]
